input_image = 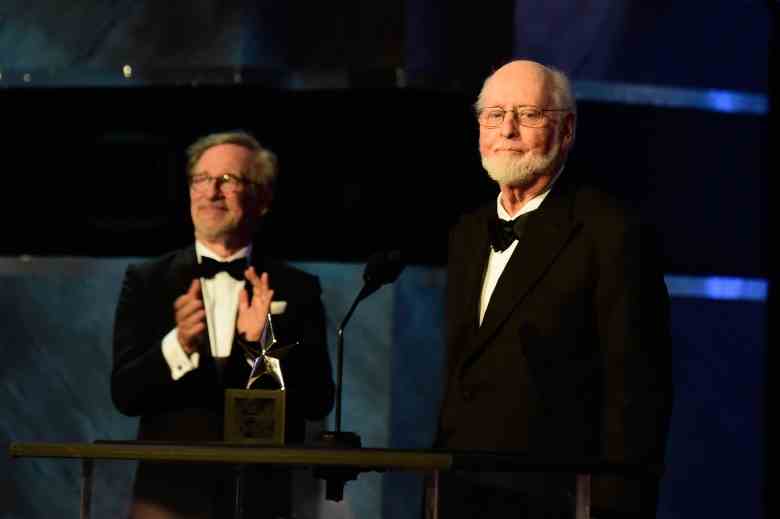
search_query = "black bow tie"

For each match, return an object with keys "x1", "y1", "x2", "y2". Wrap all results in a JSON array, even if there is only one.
[
  {"x1": 488, "y1": 214, "x2": 530, "y2": 252},
  {"x1": 195, "y1": 257, "x2": 247, "y2": 280}
]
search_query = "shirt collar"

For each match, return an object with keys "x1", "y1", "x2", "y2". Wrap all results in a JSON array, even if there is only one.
[
  {"x1": 195, "y1": 241, "x2": 252, "y2": 264},
  {"x1": 497, "y1": 165, "x2": 564, "y2": 221}
]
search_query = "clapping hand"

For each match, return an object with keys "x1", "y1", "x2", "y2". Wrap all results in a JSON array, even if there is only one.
[
  {"x1": 237, "y1": 267, "x2": 274, "y2": 342},
  {"x1": 174, "y1": 279, "x2": 206, "y2": 355}
]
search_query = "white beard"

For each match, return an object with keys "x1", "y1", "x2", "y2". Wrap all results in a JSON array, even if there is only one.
[{"x1": 481, "y1": 139, "x2": 560, "y2": 187}]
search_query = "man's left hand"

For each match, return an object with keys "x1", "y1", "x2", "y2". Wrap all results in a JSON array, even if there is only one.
[{"x1": 237, "y1": 267, "x2": 274, "y2": 342}]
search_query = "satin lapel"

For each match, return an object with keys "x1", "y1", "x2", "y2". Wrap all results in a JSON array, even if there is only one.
[
  {"x1": 463, "y1": 182, "x2": 582, "y2": 369},
  {"x1": 462, "y1": 208, "x2": 493, "y2": 333},
  {"x1": 165, "y1": 246, "x2": 199, "y2": 304},
  {"x1": 245, "y1": 252, "x2": 268, "y2": 299},
  {"x1": 442, "y1": 207, "x2": 492, "y2": 371},
  {"x1": 164, "y1": 246, "x2": 216, "y2": 362}
]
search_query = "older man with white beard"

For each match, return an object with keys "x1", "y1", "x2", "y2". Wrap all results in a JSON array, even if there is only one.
[{"x1": 433, "y1": 60, "x2": 673, "y2": 519}]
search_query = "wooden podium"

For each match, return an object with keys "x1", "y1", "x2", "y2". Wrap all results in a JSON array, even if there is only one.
[{"x1": 8, "y1": 441, "x2": 649, "y2": 519}]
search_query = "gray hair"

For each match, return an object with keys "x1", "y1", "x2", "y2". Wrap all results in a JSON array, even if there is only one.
[
  {"x1": 546, "y1": 67, "x2": 576, "y2": 116},
  {"x1": 186, "y1": 131, "x2": 278, "y2": 191},
  {"x1": 475, "y1": 64, "x2": 577, "y2": 117}
]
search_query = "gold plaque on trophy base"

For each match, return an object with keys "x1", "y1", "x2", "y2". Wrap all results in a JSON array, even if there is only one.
[{"x1": 224, "y1": 389, "x2": 286, "y2": 445}]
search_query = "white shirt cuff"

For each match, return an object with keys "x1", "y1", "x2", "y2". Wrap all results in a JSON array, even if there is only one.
[{"x1": 162, "y1": 328, "x2": 200, "y2": 381}]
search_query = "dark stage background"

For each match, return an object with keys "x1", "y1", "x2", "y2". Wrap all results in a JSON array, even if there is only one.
[{"x1": 1, "y1": 1, "x2": 772, "y2": 518}]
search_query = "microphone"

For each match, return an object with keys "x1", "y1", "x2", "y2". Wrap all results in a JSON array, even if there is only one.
[
  {"x1": 314, "y1": 250, "x2": 405, "y2": 501},
  {"x1": 357, "y1": 250, "x2": 405, "y2": 302},
  {"x1": 336, "y1": 250, "x2": 405, "y2": 431}
]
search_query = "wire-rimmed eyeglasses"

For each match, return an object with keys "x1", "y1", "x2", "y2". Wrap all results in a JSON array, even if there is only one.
[
  {"x1": 477, "y1": 105, "x2": 570, "y2": 129},
  {"x1": 188, "y1": 173, "x2": 255, "y2": 194}
]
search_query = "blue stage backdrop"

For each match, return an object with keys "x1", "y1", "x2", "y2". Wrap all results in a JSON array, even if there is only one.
[{"x1": 0, "y1": 257, "x2": 765, "y2": 519}]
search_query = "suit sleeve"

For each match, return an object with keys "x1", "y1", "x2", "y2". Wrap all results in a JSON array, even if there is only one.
[
  {"x1": 434, "y1": 219, "x2": 472, "y2": 447},
  {"x1": 111, "y1": 264, "x2": 215, "y2": 417},
  {"x1": 595, "y1": 217, "x2": 673, "y2": 469},
  {"x1": 444, "y1": 223, "x2": 465, "y2": 381}
]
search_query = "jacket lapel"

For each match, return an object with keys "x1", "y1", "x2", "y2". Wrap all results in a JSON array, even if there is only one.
[
  {"x1": 244, "y1": 252, "x2": 268, "y2": 299},
  {"x1": 165, "y1": 245, "x2": 199, "y2": 305},
  {"x1": 460, "y1": 181, "x2": 583, "y2": 371},
  {"x1": 164, "y1": 246, "x2": 218, "y2": 364},
  {"x1": 462, "y1": 207, "x2": 493, "y2": 334}
]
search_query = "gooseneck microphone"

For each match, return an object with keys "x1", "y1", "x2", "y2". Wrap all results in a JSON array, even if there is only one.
[
  {"x1": 338, "y1": 249, "x2": 405, "y2": 348},
  {"x1": 334, "y1": 249, "x2": 405, "y2": 433},
  {"x1": 315, "y1": 250, "x2": 405, "y2": 501},
  {"x1": 360, "y1": 249, "x2": 405, "y2": 300}
]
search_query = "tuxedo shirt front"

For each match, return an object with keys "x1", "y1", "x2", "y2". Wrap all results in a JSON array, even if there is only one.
[
  {"x1": 480, "y1": 190, "x2": 550, "y2": 325},
  {"x1": 162, "y1": 242, "x2": 250, "y2": 380}
]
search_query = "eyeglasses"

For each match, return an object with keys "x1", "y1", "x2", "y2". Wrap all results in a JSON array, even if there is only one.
[
  {"x1": 188, "y1": 173, "x2": 253, "y2": 194},
  {"x1": 477, "y1": 106, "x2": 570, "y2": 129}
]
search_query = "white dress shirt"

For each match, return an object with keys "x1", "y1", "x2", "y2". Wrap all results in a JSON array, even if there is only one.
[
  {"x1": 478, "y1": 171, "x2": 563, "y2": 325},
  {"x1": 162, "y1": 242, "x2": 250, "y2": 380}
]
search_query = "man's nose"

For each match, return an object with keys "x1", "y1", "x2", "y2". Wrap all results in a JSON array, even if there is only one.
[
  {"x1": 500, "y1": 111, "x2": 520, "y2": 138},
  {"x1": 204, "y1": 178, "x2": 223, "y2": 198}
]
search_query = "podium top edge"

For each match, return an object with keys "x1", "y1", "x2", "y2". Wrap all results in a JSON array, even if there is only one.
[
  {"x1": 8, "y1": 441, "x2": 661, "y2": 476},
  {"x1": 8, "y1": 441, "x2": 452, "y2": 471}
]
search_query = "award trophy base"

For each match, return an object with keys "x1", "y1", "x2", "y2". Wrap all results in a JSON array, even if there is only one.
[{"x1": 224, "y1": 389, "x2": 286, "y2": 445}]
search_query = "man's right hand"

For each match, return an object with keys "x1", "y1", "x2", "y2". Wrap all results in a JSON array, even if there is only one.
[{"x1": 174, "y1": 279, "x2": 206, "y2": 355}]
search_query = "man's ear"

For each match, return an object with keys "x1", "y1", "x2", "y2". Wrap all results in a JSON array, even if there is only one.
[
  {"x1": 256, "y1": 185, "x2": 274, "y2": 216},
  {"x1": 560, "y1": 112, "x2": 576, "y2": 151}
]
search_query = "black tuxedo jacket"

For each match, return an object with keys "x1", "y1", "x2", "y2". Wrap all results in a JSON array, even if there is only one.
[
  {"x1": 437, "y1": 178, "x2": 673, "y2": 515},
  {"x1": 111, "y1": 245, "x2": 334, "y2": 445}
]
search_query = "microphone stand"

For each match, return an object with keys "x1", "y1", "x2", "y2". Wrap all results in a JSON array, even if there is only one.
[
  {"x1": 313, "y1": 284, "x2": 371, "y2": 501},
  {"x1": 334, "y1": 284, "x2": 371, "y2": 437},
  {"x1": 314, "y1": 250, "x2": 404, "y2": 501}
]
